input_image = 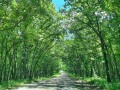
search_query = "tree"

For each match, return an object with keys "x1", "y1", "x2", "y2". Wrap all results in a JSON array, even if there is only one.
[{"x1": 62, "y1": 0, "x2": 120, "y2": 82}]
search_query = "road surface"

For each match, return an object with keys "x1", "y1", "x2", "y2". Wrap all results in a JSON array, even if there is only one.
[{"x1": 11, "y1": 72, "x2": 101, "y2": 90}]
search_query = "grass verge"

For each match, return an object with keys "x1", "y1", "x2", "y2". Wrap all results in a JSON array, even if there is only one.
[
  {"x1": 85, "y1": 77, "x2": 120, "y2": 90},
  {"x1": 69, "y1": 74, "x2": 120, "y2": 90},
  {"x1": 0, "y1": 73, "x2": 60, "y2": 90}
]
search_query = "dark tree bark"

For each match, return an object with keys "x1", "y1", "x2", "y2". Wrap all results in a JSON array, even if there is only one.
[{"x1": 99, "y1": 33, "x2": 111, "y2": 82}]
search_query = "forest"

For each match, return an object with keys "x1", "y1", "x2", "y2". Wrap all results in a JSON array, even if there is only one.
[{"x1": 0, "y1": 0, "x2": 120, "y2": 90}]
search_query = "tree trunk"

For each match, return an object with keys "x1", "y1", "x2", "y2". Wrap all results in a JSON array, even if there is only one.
[{"x1": 99, "y1": 33, "x2": 111, "y2": 82}]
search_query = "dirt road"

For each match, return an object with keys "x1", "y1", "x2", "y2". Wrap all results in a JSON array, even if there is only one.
[{"x1": 12, "y1": 72, "x2": 101, "y2": 90}]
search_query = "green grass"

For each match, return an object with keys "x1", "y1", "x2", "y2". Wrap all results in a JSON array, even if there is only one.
[
  {"x1": 76, "y1": 76, "x2": 120, "y2": 90},
  {"x1": 87, "y1": 78, "x2": 120, "y2": 90},
  {"x1": 69, "y1": 74, "x2": 120, "y2": 90},
  {"x1": 0, "y1": 74, "x2": 59, "y2": 90},
  {"x1": 0, "y1": 79, "x2": 30, "y2": 90}
]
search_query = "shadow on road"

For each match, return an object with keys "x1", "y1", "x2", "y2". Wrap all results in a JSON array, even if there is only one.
[{"x1": 12, "y1": 72, "x2": 102, "y2": 90}]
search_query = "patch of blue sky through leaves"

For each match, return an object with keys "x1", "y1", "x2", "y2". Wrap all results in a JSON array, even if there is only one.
[
  {"x1": 52, "y1": 0, "x2": 65, "y2": 11},
  {"x1": 52, "y1": 0, "x2": 74, "y2": 40}
]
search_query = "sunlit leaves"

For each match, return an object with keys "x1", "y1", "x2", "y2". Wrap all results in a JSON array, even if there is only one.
[
  {"x1": 0, "y1": 0, "x2": 63, "y2": 83},
  {"x1": 63, "y1": 0, "x2": 120, "y2": 81}
]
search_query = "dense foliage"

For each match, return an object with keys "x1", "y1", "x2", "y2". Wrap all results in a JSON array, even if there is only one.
[
  {"x1": 62, "y1": 0, "x2": 120, "y2": 82},
  {"x1": 0, "y1": 0, "x2": 120, "y2": 88},
  {"x1": 0, "y1": 0, "x2": 63, "y2": 83}
]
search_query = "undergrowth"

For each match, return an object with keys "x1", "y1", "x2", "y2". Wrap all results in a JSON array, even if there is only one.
[
  {"x1": 86, "y1": 77, "x2": 120, "y2": 90},
  {"x1": 69, "y1": 74, "x2": 120, "y2": 90},
  {"x1": 0, "y1": 73, "x2": 59, "y2": 90}
]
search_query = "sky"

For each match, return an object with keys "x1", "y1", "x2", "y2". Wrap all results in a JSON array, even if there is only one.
[{"x1": 52, "y1": 0, "x2": 65, "y2": 11}]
